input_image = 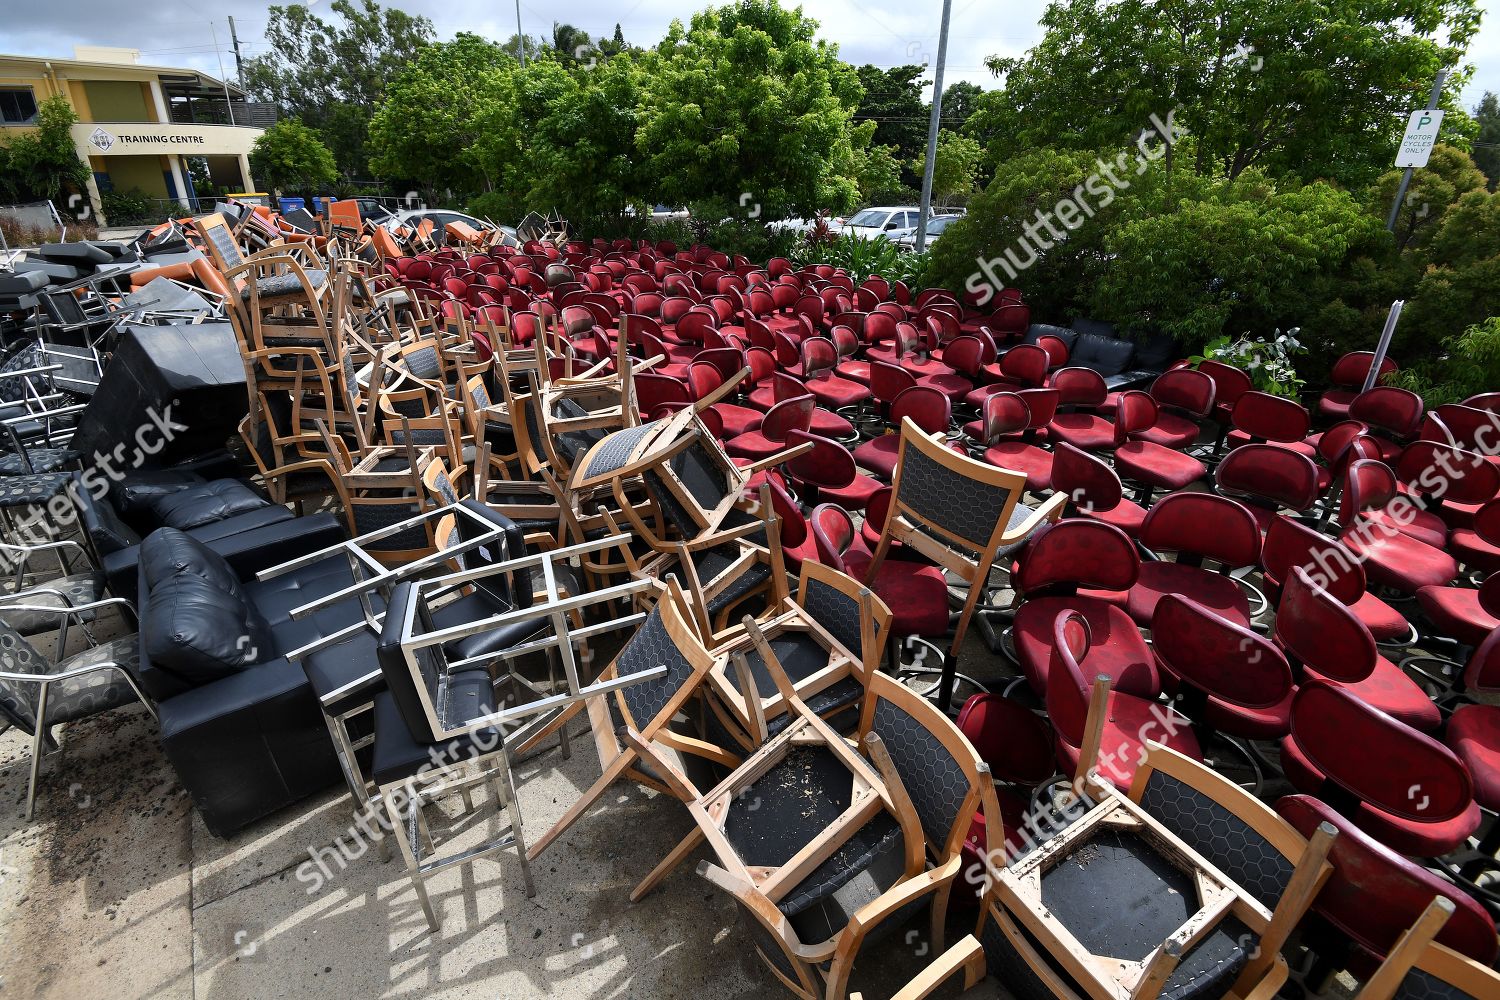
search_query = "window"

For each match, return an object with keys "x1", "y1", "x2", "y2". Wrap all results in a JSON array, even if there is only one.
[
  {"x1": 0, "y1": 88, "x2": 38, "y2": 125},
  {"x1": 848, "y1": 209, "x2": 886, "y2": 228}
]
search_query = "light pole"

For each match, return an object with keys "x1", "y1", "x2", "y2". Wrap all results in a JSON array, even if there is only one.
[
  {"x1": 515, "y1": 0, "x2": 527, "y2": 67},
  {"x1": 914, "y1": 0, "x2": 954, "y2": 255}
]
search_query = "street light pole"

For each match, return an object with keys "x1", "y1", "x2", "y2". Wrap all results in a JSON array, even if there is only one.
[
  {"x1": 914, "y1": 0, "x2": 953, "y2": 255},
  {"x1": 515, "y1": 0, "x2": 527, "y2": 68}
]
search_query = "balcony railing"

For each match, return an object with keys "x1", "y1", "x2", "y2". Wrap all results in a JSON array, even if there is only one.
[{"x1": 166, "y1": 100, "x2": 279, "y2": 128}]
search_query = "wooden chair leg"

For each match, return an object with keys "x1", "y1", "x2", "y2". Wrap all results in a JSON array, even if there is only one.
[
  {"x1": 525, "y1": 749, "x2": 636, "y2": 860},
  {"x1": 630, "y1": 826, "x2": 706, "y2": 903}
]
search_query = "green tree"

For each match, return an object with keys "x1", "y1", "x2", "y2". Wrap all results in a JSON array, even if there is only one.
[
  {"x1": 1473, "y1": 92, "x2": 1500, "y2": 189},
  {"x1": 1368, "y1": 143, "x2": 1487, "y2": 251},
  {"x1": 0, "y1": 95, "x2": 89, "y2": 205},
  {"x1": 941, "y1": 80, "x2": 983, "y2": 132},
  {"x1": 852, "y1": 64, "x2": 929, "y2": 162},
  {"x1": 367, "y1": 34, "x2": 520, "y2": 202},
  {"x1": 249, "y1": 118, "x2": 340, "y2": 198},
  {"x1": 1403, "y1": 187, "x2": 1500, "y2": 347},
  {"x1": 847, "y1": 120, "x2": 904, "y2": 202},
  {"x1": 636, "y1": 1, "x2": 863, "y2": 221},
  {"x1": 552, "y1": 22, "x2": 593, "y2": 63},
  {"x1": 243, "y1": 0, "x2": 434, "y2": 177},
  {"x1": 924, "y1": 130, "x2": 984, "y2": 204},
  {"x1": 977, "y1": 0, "x2": 1481, "y2": 187}
]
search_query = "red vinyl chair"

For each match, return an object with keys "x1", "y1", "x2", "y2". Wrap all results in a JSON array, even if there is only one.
[
  {"x1": 974, "y1": 390, "x2": 1055, "y2": 492},
  {"x1": 851, "y1": 386, "x2": 951, "y2": 481},
  {"x1": 724, "y1": 394, "x2": 814, "y2": 462},
  {"x1": 1010, "y1": 520, "x2": 1157, "y2": 698},
  {"x1": 1045, "y1": 367, "x2": 1114, "y2": 451},
  {"x1": 920, "y1": 334, "x2": 982, "y2": 401},
  {"x1": 1275, "y1": 564, "x2": 1440, "y2": 732},
  {"x1": 1278, "y1": 681, "x2": 1479, "y2": 857},
  {"x1": 1049, "y1": 440, "x2": 1148, "y2": 538},
  {"x1": 1225, "y1": 391, "x2": 1315, "y2": 457},
  {"x1": 686, "y1": 362, "x2": 763, "y2": 438},
  {"x1": 1275, "y1": 794, "x2": 1497, "y2": 978},
  {"x1": 1316, "y1": 351, "x2": 1399, "y2": 422},
  {"x1": 1044, "y1": 610, "x2": 1201, "y2": 791},
  {"x1": 1338, "y1": 459, "x2": 1459, "y2": 595},
  {"x1": 1344, "y1": 385, "x2": 1425, "y2": 461},
  {"x1": 761, "y1": 475, "x2": 820, "y2": 569},
  {"x1": 1198, "y1": 359, "x2": 1252, "y2": 433},
  {"x1": 1260, "y1": 515, "x2": 1413, "y2": 646},
  {"x1": 1395, "y1": 441, "x2": 1500, "y2": 550},
  {"x1": 782, "y1": 429, "x2": 881, "y2": 511},
  {"x1": 798, "y1": 336, "x2": 872, "y2": 414},
  {"x1": 1416, "y1": 570, "x2": 1500, "y2": 652},
  {"x1": 748, "y1": 370, "x2": 856, "y2": 440},
  {"x1": 1452, "y1": 498, "x2": 1500, "y2": 576},
  {"x1": 1129, "y1": 368, "x2": 1215, "y2": 448},
  {"x1": 955, "y1": 691, "x2": 1058, "y2": 865},
  {"x1": 1213, "y1": 443, "x2": 1322, "y2": 535},
  {"x1": 1110, "y1": 390, "x2": 1209, "y2": 499},
  {"x1": 1118, "y1": 492, "x2": 1262, "y2": 627},
  {"x1": 970, "y1": 344, "x2": 1048, "y2": 410},
  {"x1": 1441, "y1": 629, "x2": 1500, "y2": 858}
]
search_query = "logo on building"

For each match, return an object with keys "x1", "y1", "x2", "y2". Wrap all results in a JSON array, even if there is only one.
[{"x1": 88, "y1": 127, "x2": 116, "y2": 152}]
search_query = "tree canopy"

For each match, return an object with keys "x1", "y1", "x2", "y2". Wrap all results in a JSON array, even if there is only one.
[
  {"x1": 0, "y1": 95, "x2": 89, "y2": 205},
  {"x1": 250, "y1": 119, "x2": 341, "y2": 196},
  {"x1": 244, "y1": 0, "x2": 435, "y2": 178}
]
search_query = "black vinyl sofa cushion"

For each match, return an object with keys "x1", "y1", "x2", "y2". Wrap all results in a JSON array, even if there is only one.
[
  {"x1": 142, "y1": 573, "x2": 272, "y2": 695},
  {"x1": 140, "y1": 526, "x2": 246, "y2": 595},
  {"x1": 1069, "y1": 332, "x2": 1136, "y2": 377},
  {"x1": 151, "y1": 479, "x2": 269, "y2": 530},
  {"x1": 1023, "y1": 324, "x2": 1078, "y2": 352}
]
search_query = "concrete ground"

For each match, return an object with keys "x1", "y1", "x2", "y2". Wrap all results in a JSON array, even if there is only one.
[{"x1": 0, "y1": 601, "x2": 1013, "y2": 1000}]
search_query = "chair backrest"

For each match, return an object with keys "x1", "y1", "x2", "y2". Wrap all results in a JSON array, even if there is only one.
[
  {"x1": 1034, "y1": 334, "x2": 1070, "y2": 369},
  {"x1": 1340, "y1": 458, "x2": 1400, "y2": 524},
  {"x1": 1000, "y1": 344, "x2": 1049, "y2": 387},
  {"x1": 1329, "y1": 351, "x2": 1398, "y2": 390},
  {"x1": 888, "y1": 385, "x2": 950, "y2": 435},
  {"x1": 1138, "y1": 492, "x2": 1261, "y2": 568},
  {"x1": 1214, "y1": 443, "x2": 1321, "y2": 514},
  {"x1": 1112, "y1": 390, "x2": 1159, "y2": 442},
  {"x1": 1131, "y1": 746, "x2": 1309, "y2": 915},
  {"x1": 0, "y1": 619, "x2": 50, "y2": 733},
  {"x1": 760, "y1": 394, "x2": 815, "y2": 443},
  {"x1": 642, "y1": 370, "x2": 694, "y2": 415},
  {"x1": 1152, "y1": 594, "x2": 1293, "y2": 709},
  {"x1": 1350, "y1": 386, "x2": 1424, "y2": 439},
  {"x1": 1051, "y1": 366, "x2": 1107, "y2": 407},
  {"x1": 800, "y1": 336, "x2": 839, "y2": 380},
  {"x1": 613, "y1": 592, "x2": 717, "y2": 736},
  {"x1": 1274, "y1": 565, "x2": 1376, "y2": 682},
  {"x1": 858, "y1": 670, "x2": 983, "y2": 858},
  {"x1": 869, "y1": 360, "x2": 917, "y2": 403},
  {"x1": 1318, "y1": 418, "x2": 1377, "y2": 470},
  {"x1": 1017, "y1": 387, "x2": 1060, "y2": 430},
  {"x1": 888, "y1": 416, "x2": 1028, "y2": 560},
  {"x1": 1151, "y1": 368, "x2": 1215, "y2": 417},
  {"x1": 1277, "y1": 794, "x2": 1499, "y2": 965},
  {"x1": 1231, "y1": 391, "x2": 1310, "y2": 443},
  {"x1": 784, "y1": 429, "x2": 855, "y2": 490},
  {"x1": 1042, "y1": 610, "x2": 1093, "y2": 750},
  {"x1": 1197, "y1": 360, "x2": 1252, "y2": 413},
  {"x1": 1289, "y1": 681, "x2": 1474, "y2": 825},
  {"x1": 808, "y1": 501, "x2": 859, "y2": 572},
  {"x1": 1261, "y1": 516, "x2": 1366, "y2": 605},
  {"x1": 1015, "y1": 519, "x2": 1139, "y2": 595},
  {"x1": 796, "y1": 559, "x2": 891, "y2": 676},
  {"x1": 1397, "y1": 441, "x2": 1500, "y2": 505},
  {"x1": 1050, "y1": 440, "x2": 1124, "y2": 513},
  {"x1": 981, "y1": 391, "x2": 1030, "y2": 442},
  {"x1": 942, "y1": 335, "x2": 986, "y2": 378}
]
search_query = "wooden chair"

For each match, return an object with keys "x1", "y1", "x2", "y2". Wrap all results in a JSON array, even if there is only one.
[
  {"x1": 1353, "y1": 897, "x2": 1500, "y2": 1000},
  {"x1": 866, "y1": 416, "x2": 1066, "y2": 709},
  {"x1": 849, "y1": 935, "x2": 985, "y2": 1000}
]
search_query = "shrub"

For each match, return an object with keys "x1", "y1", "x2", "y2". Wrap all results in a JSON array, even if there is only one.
[
  {"x1": 1392, "y1": 316, "x2": 1500, "y2": 405},
  {"x1": 100, "y1": 188, "x2": 160, "y2": 227}
]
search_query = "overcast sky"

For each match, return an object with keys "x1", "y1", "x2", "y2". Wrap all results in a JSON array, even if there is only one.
[{"x1": 3, "y1": 0, "x2": 1496, "y2": 106}]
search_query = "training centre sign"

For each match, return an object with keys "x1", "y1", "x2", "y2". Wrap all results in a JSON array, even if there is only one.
[
  {"x1": 72, "y1": 122, "x2": 264, "y2": 158},
  {"x1": 1395, "y1": 110, "x2": 1445, "y2": 169}
]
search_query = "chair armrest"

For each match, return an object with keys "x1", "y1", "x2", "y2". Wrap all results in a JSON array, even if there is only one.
[
  {"x1": 998, "y1": 490, "x2": 1068, "y2": 545},
  {"x1": 828, "y1": 854, "x2": 966, "y2": 991},
  {"x1": 0, "y1": 596, "x2": 133, "y2": 618},
  {"x1": 870, "y1": 935, "x2": 986, "y2": 1000}
]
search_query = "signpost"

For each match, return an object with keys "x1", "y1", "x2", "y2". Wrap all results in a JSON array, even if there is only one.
[{"x1": 1386, "y1": 70, "x2": 1449, "y2": 231}]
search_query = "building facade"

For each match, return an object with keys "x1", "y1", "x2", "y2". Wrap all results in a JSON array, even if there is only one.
[{"x1": 0, "y1": 47, "x2": 271, "y2": 224}]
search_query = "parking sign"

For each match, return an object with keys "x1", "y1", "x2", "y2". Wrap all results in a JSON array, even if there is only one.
[{"x1": 1395, "y1": 109, "x2": 1444, "y2": 168}]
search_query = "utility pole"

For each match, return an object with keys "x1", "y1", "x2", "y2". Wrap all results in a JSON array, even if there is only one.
[
  {"x1": 515, "y1": 0, "x2": 527, "y2": 67},
  {"x1": 914, "y1": 0, "x2": 953, "y2": 255},
  {"x1": 210, "y1": 21, "x2": 236, "y2": 126},
  {"x1": 1386, "y1": 69, "x2": 1449, "y2": 231},
  {"x1": 228, "y1": 15, "x2": 244, "y2": 85}
]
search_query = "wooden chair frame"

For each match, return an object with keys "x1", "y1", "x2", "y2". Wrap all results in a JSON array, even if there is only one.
[{"x1": 1353, "y1": 897, "x2": 1500, "y2": 1000}]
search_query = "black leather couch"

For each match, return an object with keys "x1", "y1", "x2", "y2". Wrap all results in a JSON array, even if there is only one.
[
  {"x1": 75, "y1": 467, "x2": 343, "y2": 599},
  {"x1": 1021, "y1": 321, "x2": 1177, "y2": 391},
  {"x1": 133, "y1": 526, "x2": 365, "y2": 836}
]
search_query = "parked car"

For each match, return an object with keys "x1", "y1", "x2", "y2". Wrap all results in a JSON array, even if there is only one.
[
  {"x1": 829, "y1": 206, "x2": 924, "y2": 240},
  {"x1": 349, "y1": 198, "x2": 394, "y2": 224},
  {"x1": 384, "y1": 209, "x2": 519, "y2": 247},
  {"x1": 891, "y1": 214, "x2": 963, "y2": 251}
]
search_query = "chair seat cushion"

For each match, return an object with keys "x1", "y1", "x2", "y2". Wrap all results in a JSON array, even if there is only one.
[
  {"x1": 0, "y1": 473, "x2": 71, "y2": 507},
  {"x1": 917, "y1": 372, "x2": 973, "y2": 400},
  {"x1": 901, "y1": 357, "x2": 956, "y2": 380},
  {"x1": 1048, "y1": 412, "x2": 1114, "y2": 451},
  {"x1": 1116, "y1": 561, "x2": 1251, "y2": 628},
  {"x1": 981, "y1": 442, "x2": 1053, "y2": 492},
  {"x1": 151, "y1": 480, "x2": 269, "y2": 530},
  {"x1": 808, "y1": 375, "x2": 872, "y2": 409},
  {"x1": 1014, "y1": 596, "x2": 1159, "y2": 698},
  {"x1": 1446, "y1": 704, "x2": 1500, "y2": 810},
  {"x1": 712, "y1": 403, "x2": 763, "y2": 438},
  {"x1": 725, "y1": 431, "x2": 792, "y2": 462},
  {"x1": 820, "y1": 472, "x2": 882, "y2": 512},
  {"x1": 1057, "y1": 694, "x2": 1201, "y2": 790},
  {"x1": 1317, "y1": 389, "x2": 1357, "y2": 421},
  {"x1": 1342, "y1": 527, "x2": 1457, "y2": 593},
  {"x1": 245, "y1": 269, "x2": 327, "y2": 300},
  {"x1": 844, "y1": 552, "x2": 949, "y2": 637},
  {"x1": 1416, "y1": 585, "x2": 1498, "y2": 647},
  {"x1": 1352, "y1": 590, "x2": 1412, "y2": 644},
  {"x1": 1132, "y1": 412, "x2": 1200, "y2": 449},
  {"x1": 852, "y1": 435, "x2": 900, "y2": 481},
  {"x1": 1279, "y1": 734, "x2": 1480, "y2": 856},
  {"x1": 1359, "y1": 507, "x2": 1449, "y2": 550},
  {"x1": 0, "y1": 448, "x2": 79, "y2": 475},
  {"x1": 1450, "y1": 528, "x2": 1500, "y2": 576},
  {"x1": 836, "y1": 361, "x2": 872, "y2": 386},
  {"x1": 1226, "y1": 430, "x2": 1318, "y2": 459},
  {"x1": 809, "y1": 407, "x2": 855, "y2": 439},
  {"x1": 371, "y1": 671, "x2": 500, "y2": 786},
  {"x1": 1114, "y1": 441, "x2": 1207, "y2": 490},
  {"x1": 1201, "y1": 683, "x2": 1294, "y2": 741},
  {"x1": 1304, "y1": 654, "x2": 1442, "y2": 733},
  {"x1": 43, "y1": 637, "x2": 144, "y2": 726},
  {"x1": 0, "y1": 573, "x2": 106, "y2": 636},
  {"x1": 1077, "y1": 498, "x2": 1148, "y2": 538}
]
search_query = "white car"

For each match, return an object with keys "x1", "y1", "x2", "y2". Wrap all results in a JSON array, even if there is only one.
[
  {"x1": 891, "y1": 214, "x2": 963, "y2": 251},
  {"x1": 829, "y1": 206, "x2": 924, "y2": 240},
  {"x1": 384, "y1": 209, "x2": 519, "y2": 247}
]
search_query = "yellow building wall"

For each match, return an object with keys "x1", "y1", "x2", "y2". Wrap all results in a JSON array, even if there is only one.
[
  {"x1": 100, "y1": 155, "x2": 169, "y2": 198},
  {"x1": 67, "y1": 79, "x2": 92, "y2": 120},
  {"x1": 82, "y1": 80, "x2": 152, "y2": 122}
]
